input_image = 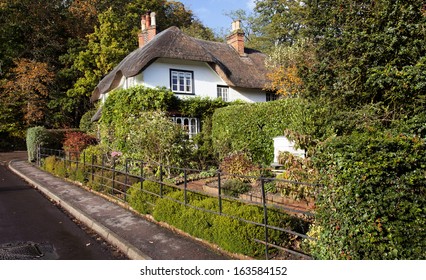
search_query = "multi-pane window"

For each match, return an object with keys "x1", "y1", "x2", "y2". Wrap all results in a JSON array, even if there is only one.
[
  {"x1": 126, "y1": 76, "x2": 135, "y2": 89},
  {"x1": 170, "y1": 70, "x2": 193, "y2": 94},
  {"x1": 266, "y1": 91, "x2": 278, "y2": 102},
  {"x1": 217, "y1": 85, "x2": 229, "y2": 101},
  {"x1": 171, "y1": 116, "x2": 200, "y2": 139}
]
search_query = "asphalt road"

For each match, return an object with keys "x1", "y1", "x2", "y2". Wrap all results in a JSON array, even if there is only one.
[{"x1": 0, "y1": 153, "x2": 127, "y2": 260}]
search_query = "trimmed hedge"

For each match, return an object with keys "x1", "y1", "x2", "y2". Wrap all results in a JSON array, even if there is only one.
[
  {"x1": 311, "y1": 131, "x2": 426, "y2": 259},
  {"x1": 127, "y1": 181, "x2": 175, "y2": 214},
  {"x1": 151, "y1": 190, "x2": 306, "y2": 258},
  {"x1": 211, "y1": 98, "x2": 310, "y2": 164},
  {"x1": 26, "y1": 127, "x2": 80, "y2": 162}
]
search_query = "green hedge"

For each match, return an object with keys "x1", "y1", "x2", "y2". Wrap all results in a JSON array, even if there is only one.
[
  {"x1": 26, "y1": 127, "x2": 80, "y2": 162},
  {"x1": 151, "y1": 190, "x2": 306, "y2": 258},
  {"x1": 311, "y1": 131, "x2": 426, "y2": 259},
  {"x1": 211, "y1": 98, "x2": 311, "y2": 164},
  {"x1": 127, "y1": 181, "x2": 175, "y2": 214}
]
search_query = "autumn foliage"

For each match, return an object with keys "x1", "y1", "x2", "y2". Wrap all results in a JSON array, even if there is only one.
[
  {"x1": 1, "y1": 59, "x2": 54, "y2": 126},
  {"x1": 63, "y1": 131, "x2": 97, "y2": 153}
]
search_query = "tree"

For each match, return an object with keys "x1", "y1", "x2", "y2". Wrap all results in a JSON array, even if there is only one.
[
  {"x1": 1, "y1": 59, "x2": 54, "y2": 129},
  {"x1": 264, "y1": 39, "x2": 315, "y2": 96},
  {"x1": 65, "y1": 0, "x2": 198, "y2": 104},
  {"x1": 181, "y1": 18, "x2": 218, "y2": 41},
  {"x1": 301, "y1": 0, "x2": 426, "y2": 123},
  {"x1": 237, "y1": 0, "x2": 309, "y2": 52}
]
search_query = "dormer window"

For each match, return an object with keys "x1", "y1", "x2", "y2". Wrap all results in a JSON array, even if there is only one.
[{"x1": 170, "y1": 69, "x2": 194, "y2": 94}]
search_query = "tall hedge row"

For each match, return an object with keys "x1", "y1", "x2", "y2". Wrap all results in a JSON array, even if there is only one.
[
  {"x1": 211, "y1": 98, "x2": 310, "y2": 164},
  {"x1": 311, "y1": 131, "x2": 426, "y2": 259}
]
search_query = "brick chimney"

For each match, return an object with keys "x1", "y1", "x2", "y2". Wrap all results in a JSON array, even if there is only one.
[
  {"x1": 138, "y1": 12, "x2": 157, "y2": 48},
  {"x1": 226, "y1": 20, "x2": 245, "y2": 56}
]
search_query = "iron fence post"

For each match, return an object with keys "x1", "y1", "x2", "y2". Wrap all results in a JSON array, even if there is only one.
[
  {"x1": 112, "y1": 157, "x2": 116, "y2": 195},
  {"x1": 75, "y1": 152, "x2": 79, "y2": 180},
  {"x1": 260, "y1": 177, "x2": 269, "y2": 260},
  {"x1": 101, "y1": 154, "x2": 105, "y2": 189},
  {"x1": 91, "y1": 155, "x2": 95, "y2": 186},
  {"x1": 124, "y1": 158, "x2": 129, "y2": 202},
  {"x1": 64, "y1": 151, "x2": 67, "y2": 175},
  {"x1": 83, "y1": 151, "x2": 86, "y2": 181},
  {"x1": 218, "y1": 170, "x2": 222, "y2": 215},
  {"x1": 140, "y1": 161, "x2": 144, "y2": 190},
  {"x1": 125, "y1": 158, "x2": 129, "y2": 186},
  {"x1": 184, "y1": 169, "x2": 187, "y2": 205},
  {"x1": 160, "y1": 164, "x2": 163, "y2": 198}
]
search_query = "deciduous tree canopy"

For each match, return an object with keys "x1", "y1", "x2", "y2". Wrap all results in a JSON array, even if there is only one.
[{"x1": 0, "y1": 0, "x2": 211, "y2": 148}]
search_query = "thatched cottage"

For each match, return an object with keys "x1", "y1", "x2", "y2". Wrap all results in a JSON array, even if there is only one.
[{"x1": 90, "y1": 12, "x2": 272, "y2": 135}]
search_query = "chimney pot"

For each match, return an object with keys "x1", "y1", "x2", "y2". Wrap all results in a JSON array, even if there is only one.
[
  {"x1": 141, "y1": 17, "x2": 146, "y2": 31},
  {"x1": 138, "y1": 11, "x2": 157, "y2": 48},
  {"x1": 150, "y1": 12, "x2": 156, "y2": 26},
  {"x1": 227, "y1": 20, "x2": 245, "y2": 56},
  {"x1": 145, "y1": 12, "x2": 151, "y2": 28}
]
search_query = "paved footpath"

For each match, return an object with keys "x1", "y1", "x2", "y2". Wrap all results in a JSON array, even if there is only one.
[{"x1": 8, "y1": 160, "x2": 230, "y2": 260}]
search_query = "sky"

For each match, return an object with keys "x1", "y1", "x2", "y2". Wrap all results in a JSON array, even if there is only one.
[{"x1": 174, "y1": 0, "x2": 256, "y2": 33}]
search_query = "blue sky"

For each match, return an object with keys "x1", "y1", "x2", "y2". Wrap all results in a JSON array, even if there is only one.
[{"x1": 175, "y1": 0, "x2": 256, "y2": 33}]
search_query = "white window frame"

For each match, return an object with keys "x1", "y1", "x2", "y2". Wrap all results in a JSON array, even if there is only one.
[
  {"x1": 171, "y1": 116, "x2": 200, "y2": 139},
  {"x1": 170, "y1": 69, "x2": 194, "y2": 94},
  {"x1": 217, "y1": 85, "x2": 229, "y2": 101},
  {"x1": 126, "y1": 76, "x2": 136, "y2": 89}
]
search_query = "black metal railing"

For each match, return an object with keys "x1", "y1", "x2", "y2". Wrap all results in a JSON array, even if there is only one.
[{"x1": 37, "y1": 146, "x2": 317, "y2": 260}]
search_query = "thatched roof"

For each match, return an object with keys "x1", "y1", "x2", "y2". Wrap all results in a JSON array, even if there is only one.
[{"x1": 90, "y1": 26, "x2": 269, "y2": 102}]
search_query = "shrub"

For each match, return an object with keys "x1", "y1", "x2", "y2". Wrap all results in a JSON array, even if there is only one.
[
  {"x1": 42, "y1": 156, "x2": 57, "y2": 174},
  {"x1": 312, "y1": 131, "x2": 426, "y2": 259},
  {"x1": 212, "y1": 98, "x2": 315, "y2": 164},
  {"x1": 275, "y1": 152, "x2": 319, "y2": 201},
  {"x1": 26, "y1": 126, "x2": 49, "y2": 162},
  {"x1": 219, "y1": 151, "x2": 260, "y2": 182},
  {"x1": 41, "y1": 155, "x2": 67, "y2": 177},
  {"x1": 222, "y1": 179, "x2": 251, "y2": 197},
  {"x1": 79, "y1": 107, "x2": 98, "y2": 136},
  {"x1": 127, "y1": 181, "x2": 164, "y2": 214},
  {"x1": 80, "y1": 145, "x2": 108, "y2": 165},
  {"x1": 63, "y1": 131, "x2": 97, "y2": 153},
  {"x1": 153, "y1": 190, "x2": 304, "y2": 258},
  {"x1": 27, "y1": 127, "x2": 81, "y2": 162}
]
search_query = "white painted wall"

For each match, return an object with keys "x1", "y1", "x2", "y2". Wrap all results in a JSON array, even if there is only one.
[
  {"x1": 229, "y1": 87, "x2": 267, "y2": 102},
  {"x1": 273, "y1": 136, "x2": 305, "y2": 163},
  {"x1": 141, "y1": 58, "x2": 266, "y2": 102},
  {"x1": 100, "y1": 57, "x2": 267, "y2": 103}
]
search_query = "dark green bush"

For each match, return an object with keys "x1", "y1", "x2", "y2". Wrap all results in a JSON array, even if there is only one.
[
  {"x1": 79, "y1": 107, "x2": 98, "y2": 136},
  {"x1": 127, "y1": 181, "x2": 165, "y2": 214},
  {"x1": 222, "y1": 179, "x2": 251, "y2": 197},
  {"x1": 152, "y1": 191, "x2": 188, "y2": 229},
  {"x1": 312, "y1": 131, "x2": 426, "y2": 259},
  {"x1": 153, "y1": 190, "x2": 303, "y2": 258}
]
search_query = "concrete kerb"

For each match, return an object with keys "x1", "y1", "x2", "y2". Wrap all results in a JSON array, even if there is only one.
[{"x1": 8, "y1": 160, "x2": 152, "y2": 260}]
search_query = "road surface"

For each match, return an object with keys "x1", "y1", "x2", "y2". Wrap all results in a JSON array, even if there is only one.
[{"x1": 0, "y1": 152, "x2": 127, "y2": 260}]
